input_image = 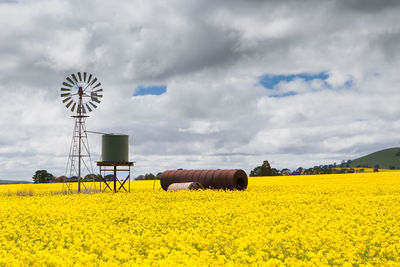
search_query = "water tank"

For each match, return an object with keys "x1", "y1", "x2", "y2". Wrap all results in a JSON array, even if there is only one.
[{"x1": 102, "y1": 134, "x2": 129, "y2": 162}]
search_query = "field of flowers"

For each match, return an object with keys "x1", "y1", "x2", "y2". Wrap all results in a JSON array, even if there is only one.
[{"x1": 0, "y1": 172, "x2": 399, "y2": 266}]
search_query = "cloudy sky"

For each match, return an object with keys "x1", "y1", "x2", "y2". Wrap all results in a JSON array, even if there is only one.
[{"x1": 1, "y1": 0, "x2": 400, "y2": 180}]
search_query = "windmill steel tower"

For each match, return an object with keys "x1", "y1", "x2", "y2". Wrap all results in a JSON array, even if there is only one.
[{"x1": 60, "y1": 72, "x2": 103, "y2": 193}]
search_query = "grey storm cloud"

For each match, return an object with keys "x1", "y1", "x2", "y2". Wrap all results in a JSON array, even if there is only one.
[
  {"x1": 336, "y1": 0, "x2": 400, "y2": 13},
  {"x1": 0, "y1": 0, "x2": 400, "y2": 180}
]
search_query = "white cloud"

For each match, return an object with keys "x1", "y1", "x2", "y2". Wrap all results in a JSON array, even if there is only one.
[{"x1": 1, "y1": 0, "x2": 400, "y2": 180}]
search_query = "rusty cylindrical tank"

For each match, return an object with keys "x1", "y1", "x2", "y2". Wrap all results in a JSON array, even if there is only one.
[{"x1": 160, "y1": 169, "x2": 248, "y2": 191}]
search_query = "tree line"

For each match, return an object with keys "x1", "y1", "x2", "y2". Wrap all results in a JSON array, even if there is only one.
[
  {"x1": 249, "y1": 160, "x2": 374, "y2": 177},
  {"x1": 34, "y1": 159, "x2": 369, "y2": 183},
  {"x1": 32, "y1": 170, "x2": 125, "y2": 184},
  {"x1": 32, "y1": 170, "x2": 163, "y2": 183}
]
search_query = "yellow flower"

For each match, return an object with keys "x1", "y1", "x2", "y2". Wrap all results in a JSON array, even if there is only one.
[{"x1": 0, "y1": 172, "x2": 399, "y2": 265}]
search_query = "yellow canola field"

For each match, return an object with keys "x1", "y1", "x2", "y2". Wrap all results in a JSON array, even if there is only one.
[{"x1": 0, "y1": 172, "x2": 400, "y2": 266}]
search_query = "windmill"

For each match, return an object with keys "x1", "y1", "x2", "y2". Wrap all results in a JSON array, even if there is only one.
[{"x1": 60, "y1": 72, "x2": 103, "y2": 193}]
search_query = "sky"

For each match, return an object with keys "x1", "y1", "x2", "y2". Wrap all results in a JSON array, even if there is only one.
[{"x1": 1, "y1": 0, "x2": 400, "y2": 181}]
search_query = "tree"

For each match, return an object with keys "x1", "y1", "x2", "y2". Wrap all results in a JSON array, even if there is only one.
[
  {"x1": 54, "y1": 176, "x2": 66, "y2": 183},
  {"x1": 32, "y1": 170, "x2": 54, "y2": 184},
  {"x1": 280, "y1": 168, "x2": 291, "y2": 175},
  {"x1": 135, "y1": 175, "x2": 144, "y2": 180},
  {"x1": 144, "y1": 173, "x2": 156, "y2": 180},
  {"x1": 84, "y1": 174, "x2": 101, "y2": 181},
  {"x1": 292, "y1": 167, "x2": 303, "y2": 175},
  {"x1": 104, "y1": 174, "x2": 114, "y2": 181},
  {"x1": 250, "y1": 160, "x2": 278, "y2": 176},
  {"x1": 135, "y1": 173, "x2": 156, "y2": 180},
  {"x1": 270, "y1": 168, "x2": 279, "y2": 176},
  {"x1": 303, "y1": 168, "x2": 314, "y2": 175}
]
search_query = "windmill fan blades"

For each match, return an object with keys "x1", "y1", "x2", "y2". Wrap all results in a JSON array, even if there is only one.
[
  {"x1": 66, "y1": 100, "x2": 73, "y2": 108},
  {"x1": 91, "y1": 92, "x2": 98, "y2": 100},
  {"x1": 60, "y1": 72, "x2": 103, "y2": 113},
  {"x1": 93, "y1": 82, "x2": 101, "y2": 89},
  {"x1": 62, "y1": 97, "x2": 71, "y2": 103},
  {"x1": 66, "y1": 77, "x2": 75, "y2": 85},
  {"x1": 71, "y1": 74, "x2": 79, "y2": 83},
  {"x1": 92, "y1": 97, "x2": 101, "y2": 104},
  {"x1": 90, "y1": 77, "x2": 98, "y2": 86},
  {"x1": 63, "y1": 82, "x2": 72, "y2": 88},
  {"x1": 86, "y1": 103, "x2": 92, "y2": 112}
]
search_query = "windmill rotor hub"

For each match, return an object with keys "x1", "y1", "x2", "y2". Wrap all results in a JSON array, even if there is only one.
[{"x1": 60, "y1": 72, "x2": 103, "y2": 114}]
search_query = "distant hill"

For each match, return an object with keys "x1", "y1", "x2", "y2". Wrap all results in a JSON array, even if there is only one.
[
  {"x1": 349, "y1": 147, "x2": 400, "y2": 169},
  {"x1": 0, "y1": 180, "x2": 32, "y2": 185}
]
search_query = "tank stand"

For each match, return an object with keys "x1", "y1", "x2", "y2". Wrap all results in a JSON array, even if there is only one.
[{"x1": 97, "y1": 162, "x2": 134, "y2": 193}]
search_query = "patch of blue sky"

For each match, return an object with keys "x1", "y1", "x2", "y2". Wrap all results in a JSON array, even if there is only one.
[
  {"x1": 269, "y1": 91, "x2": 297, "y2": 98},
  {"x1": 133, "y1": 85, "x2": 167, "y2": 96},
  {"x1": 259, "y1": 72, "x2": 329, "y2": 89},
  {"x1": 344, "y1": 79, "x2": 353, "y2": 88}
]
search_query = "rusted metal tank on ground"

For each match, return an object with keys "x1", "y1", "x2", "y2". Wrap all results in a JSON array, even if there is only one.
[
  {"x1": 167, "y1": 182, "x2": 204, "y2": 192},
  {"x1": 160, "y1": 169, "x2": 248, "y2": 191}
]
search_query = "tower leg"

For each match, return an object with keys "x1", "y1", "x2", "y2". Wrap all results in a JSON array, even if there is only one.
[
  {"x1": 64, "y1": 115, "x2": 95, "y2": 194},
  {"x1": 114, "y1": 165, "x2": 117, "y2": 193}
]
